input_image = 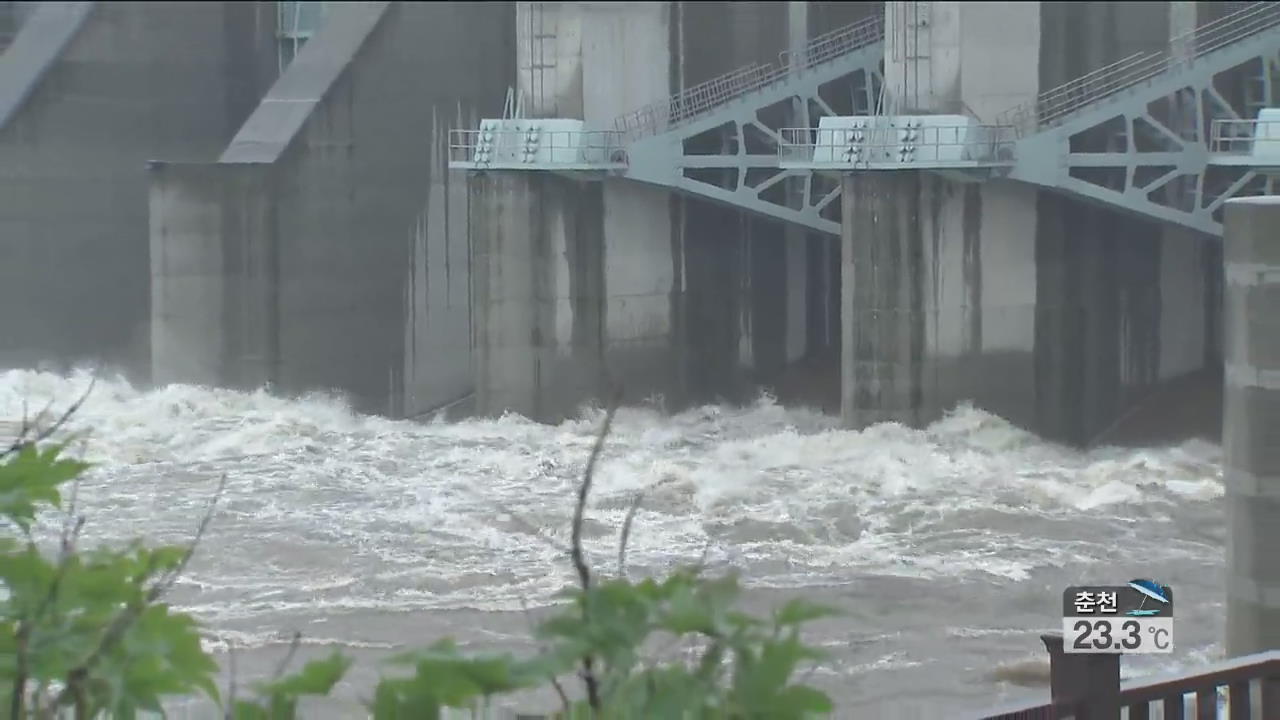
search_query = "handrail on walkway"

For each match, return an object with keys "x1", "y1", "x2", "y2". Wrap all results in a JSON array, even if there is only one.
[
  {"x1": 973, "y1": 634, "x2": 1280, "y2": 720},
  {"x1": 776, "y1": 123, "x2": 1017, "y2": 167},
  {"x1": 613, "y1": 10, "x2": 885, "y2": 140},
  {"x1": 998, "y1": 1, "x2": 1280, "y2": 135},
  {"x1": 447, "y1": 128, "x2": 627, "y2": 168}
]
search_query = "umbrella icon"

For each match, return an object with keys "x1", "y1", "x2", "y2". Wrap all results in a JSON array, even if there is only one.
[{"x1": 1127, "y1": 579, "x2": 1170, "y2": 616}]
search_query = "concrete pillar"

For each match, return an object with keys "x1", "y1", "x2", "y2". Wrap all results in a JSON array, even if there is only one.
[
  {"x1": 471, "y1": 174, "x2": 539, "y2": 417},
  {"x1": 516, "y1": 2, "x2": 583, "y2": 119},
  {"x1": 470, "y1": 3, "x2": 596, "y2": 420},
  {"x1": 1169, "y1": 2, "x2": 1197, "y2": 59},
  {"x1": 841, "y1": 1, "x2": 1039, "y2": 431},
  {"x1": 785, "y1": 236, "x2": 808, "y2": 363},
  {"x1": 1222, "y1": 197, "x2": 1280, "y2": 657},
  {"x1": 1157, "y1": 2, "x2": 1210, "y2": 385},
  {"x1": 470, "y1": 174, "x2": 604, "y2": 421},
  {"x1": 582, "y1": 2, "x2": 678, "y2": 403},
  {"x1": 473, "y1": 2, "x2": 682, "y2": 419},
  {"x1": 1159, "y1": 2, "x2": 1215, "y2": 387},
  {"x1": 841, "y1": 172, "x2": 928, "y2": 427},
  {"x1": 149, "y1": 163, "x2": 277, "y2": 391},
  {"x1": 883, "y1": 1, "x2": 938, "y2": 113},
  {"x1": 784, "y1": 1, "x2": 809, "y2": 366}
]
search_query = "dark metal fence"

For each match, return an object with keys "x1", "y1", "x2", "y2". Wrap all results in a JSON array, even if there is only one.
[{"x1": 974, "y1": 634, "x2": 1280, "y2": 720}]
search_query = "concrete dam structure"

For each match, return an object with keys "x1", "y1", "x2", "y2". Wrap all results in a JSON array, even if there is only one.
[
  {"x1": 452, "y1": 0, "x2": 1280, "y2": 446},
  {"x1": 1, "y1": 1, "x2": 1277, "y2": 446}
]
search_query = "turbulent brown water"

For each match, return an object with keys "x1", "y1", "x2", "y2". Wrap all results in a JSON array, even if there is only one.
[{"x1": 1, "y1": 369, "x2": 1228, "y2": 719}]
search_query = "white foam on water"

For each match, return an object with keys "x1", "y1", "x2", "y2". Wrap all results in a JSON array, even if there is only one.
[
  {"x1": 199, "y1": 628, "x2": 398, "y2": 654},
  {"x1": 0, "y1": 370, "x2": 1224, "y2": 622}
]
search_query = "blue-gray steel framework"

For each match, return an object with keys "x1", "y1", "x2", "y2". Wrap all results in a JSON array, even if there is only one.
[
  {"x1": 1005, "y1": 0, "x2": 1280, "y2": 235},
  {"x1": 615, "y1": 13, "x2": 885, "y2": 235},
  {"x1": 449, "y1": 2, "x2": 1280, "y2": 237}
]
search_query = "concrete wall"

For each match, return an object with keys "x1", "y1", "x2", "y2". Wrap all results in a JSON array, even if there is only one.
[
  {"x1": 685, "y1": 2, "x2": 794, "y2": 396},
  {"x1": 403, "y1": 113, "x2": 475, "y2": 417},
  {"x1": 1158, "y1": 232, "x2": 1209, "y2": 379},
  {"x1": 0, "y1": 1, "x2": 277, "y2": 377},
  {"x1": 153, "y1": 1, "x2": 513, "y2": 417},
  {"x1": 0, "y1": 1, "x2": 43, "y2": 48},
  {"x1": 1034, "y1": 0, "x2": 1220, "y2": 445},
  {"x1": 675, "y1": 1, "x2": 879, "y2": 411}
]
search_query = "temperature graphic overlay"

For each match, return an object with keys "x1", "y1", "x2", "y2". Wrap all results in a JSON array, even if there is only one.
[{"x1": 1062, "y1": 580, "x2": 1173, "y2": 654}]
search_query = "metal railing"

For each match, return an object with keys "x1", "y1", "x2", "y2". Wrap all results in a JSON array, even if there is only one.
[
  {"x1": 1211, "y1": 118, "x2": 1280, "y2": 156},
  {"x1": 777, "y1": 124, "x2": 1017, "y2": 167},
  {"x1": 975, "y1": 634, "x2": 1280, "y2": 720},
  {"x1": 613, "y1": 11, "x2": 885, "y2": 139},
  {"x1": 998, "y1": 1, "x2": 1280, "y2": 134},
  {"x1": 448, "y1": 129, "x2": 627, "y2": 167}
]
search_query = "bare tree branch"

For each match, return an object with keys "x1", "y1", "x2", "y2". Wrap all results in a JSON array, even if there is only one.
[
  {"x1": 569, "y1": 383, "x2": 624, "y2": 712},
  {"x1": 54, "y1": 472, "x2": 227, "y2": 709},
  {"x1": 19, "y1": 395, "x2": 29, "y2": 440},
  {"x1": 7, "y1": 377, "x2": 98, "y2": 720},
  {"x1": 519, "y1": 596, "x2": 570, "y2": 713},
  {"x1": 272, "y1": 631, "x2": 303, "y2": 681},
  {"x1": 494, "y1": 502, "x2": 570, "y2": 558},
  {"x1": 11, "y1": 620, "x2": 30, "y2": 720},
  {"x1": 570, "y1": 386, "x2": 623, "y2": 593},
  {"x1": 3, "y1": 372, "x2": 98, "y2": 460},
  {"x1": 155, "y1": 473, "x2": 227, "y2": 598},
  {"x1": 690, "y1": 538, "x2": 713, "y2": 577},
  {"x1": 17, "y1": 392, "x2": 53, "y2": 447},
  {"x1": 617, "y1": 493, "x2": 644, "y2": 580},
  {"x1": 32, "y1": 679, "x2": 52, "y2": 720},
  {"x1": 225, "y1": 642, "x2": 238, "y2": 720},
  {"x1": 61, "y1": 475, "x2": 84, "y2": 556}
]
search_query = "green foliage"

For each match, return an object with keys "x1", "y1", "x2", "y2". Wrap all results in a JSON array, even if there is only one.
[
  {"x1": 0, "y1": 417, "x2": 842, "y2": 719},
  {"x1": 353, "y1": 571, "x2": 839, "y2": 719},
  {"x1": 0, "y1": 443, "x2": 88, "y2": 533},
  {"x1": 0, "y1": 442, "x2": 219, "y2": 719},
  {"x1": 233, "y1": 652, "x2": 352, "y2": 720},
  {"x1": 527, "y1": 572, "x2": 840, "y2": 719},
  {"x1": 370, "y1": 639, "x2": 565, "y2": 718}
]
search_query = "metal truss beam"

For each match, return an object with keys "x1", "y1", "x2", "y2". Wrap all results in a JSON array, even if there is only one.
[
  {"x1": 621, "y1": 45, "x2": 884, "y2": 236},
  {"x1": 452, "y1": 4, "x2": 1280, "y2": 239},
  {"x1": 1006, "y1": 5, "x2": 1280, "y2": 236}
]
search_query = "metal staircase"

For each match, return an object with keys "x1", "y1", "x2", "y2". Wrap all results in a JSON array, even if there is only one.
[
  {"x1": 450, "y1": 11, "x2": 887, "y2": 234},
  {"x1": 451, "y1": 2, "x2": 1280, "y2": 238}
]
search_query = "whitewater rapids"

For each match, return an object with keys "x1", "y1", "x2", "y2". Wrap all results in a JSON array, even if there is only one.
[{"x1": 0, "y1": 368, "x2": 1227, "y2": 718}]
